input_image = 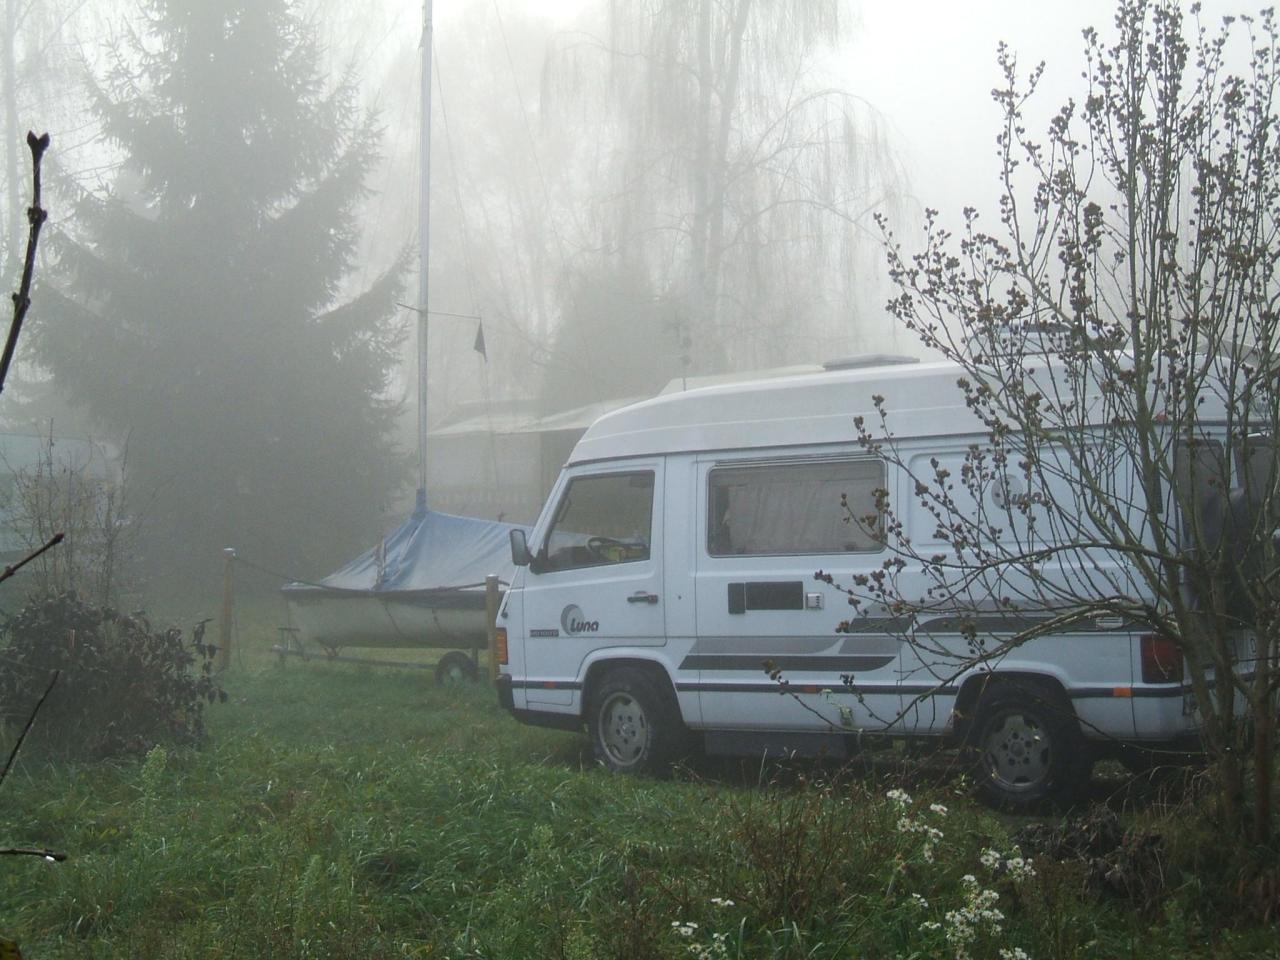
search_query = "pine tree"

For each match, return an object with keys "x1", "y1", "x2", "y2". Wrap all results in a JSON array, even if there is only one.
[{"x1": 35, "y1": 0, "x2": 408, "y2": 585}]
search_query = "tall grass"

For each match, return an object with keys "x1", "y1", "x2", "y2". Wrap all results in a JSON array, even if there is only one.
[{"x1": 0, "y1": 608, "x2": 1275, "y2": 958}]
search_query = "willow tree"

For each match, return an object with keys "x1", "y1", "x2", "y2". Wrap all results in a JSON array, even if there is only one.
[
  {"x1": 35, "y1": 0, "x2": 408, "y2": 585},
  {"x1": 543, "y1": 0, "x2": 903, "y2": 395}
]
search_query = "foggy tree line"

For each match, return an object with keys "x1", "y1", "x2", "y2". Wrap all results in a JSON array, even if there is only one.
[
  {"x1": 0, "y1": 0, "x2": 903, "y2": 583},
  {"x1": 539, "y1": 0, "x2": 903, "y2": 415}
]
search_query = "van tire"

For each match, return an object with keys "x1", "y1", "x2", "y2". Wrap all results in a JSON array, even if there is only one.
[
  {"x1": 588, "y1": 668, "x2": 684, "y2": 775},
  {"x1": 970, "y1": 681, "x2": 1087, "y2": 811}
]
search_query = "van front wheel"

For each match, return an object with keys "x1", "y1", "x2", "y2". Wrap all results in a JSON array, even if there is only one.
[
  {"x1": 589, "y1": 668, "x2": 682, "y2": 775},
  {"x1": 971, "y1": 682, "x2": 1087, "y2": 810}
]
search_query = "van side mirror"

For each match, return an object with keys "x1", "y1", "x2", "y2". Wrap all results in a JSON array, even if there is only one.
[{"x1": 510, "y1": 528, "x2": 533, "y2": 567}]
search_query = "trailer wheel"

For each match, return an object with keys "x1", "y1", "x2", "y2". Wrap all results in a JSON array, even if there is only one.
[
  {"x1": 971, "y1": 681, "x2": 1087, "y2": 810},
  {"x1": 588, "y1": 668, "x2": 683, "y2": 775},
  {"x1": 435, "y1": 651, "x2": 478, "y2": 686}
]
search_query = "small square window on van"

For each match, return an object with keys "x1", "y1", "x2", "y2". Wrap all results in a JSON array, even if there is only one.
[{"x1": 708, "y1": 459, "x2": 885, "y2": 556}]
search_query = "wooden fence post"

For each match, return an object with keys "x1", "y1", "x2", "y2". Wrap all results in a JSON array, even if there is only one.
[{"x1": 484, "y1": 574, "x2": 500, "y2": 683}]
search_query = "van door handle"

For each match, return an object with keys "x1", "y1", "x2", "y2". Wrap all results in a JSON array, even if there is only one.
[{"x1": 627, "y1": 591, "x2": 659, "y2": 604}]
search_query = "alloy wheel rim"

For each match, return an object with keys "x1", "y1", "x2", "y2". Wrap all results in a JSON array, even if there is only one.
[
  {"x1": 600, "y1": 692, "x2": 648, "y2": 766},
  {"x1": 981, "y1": 710, "x2": 1051, "y2": 792}
]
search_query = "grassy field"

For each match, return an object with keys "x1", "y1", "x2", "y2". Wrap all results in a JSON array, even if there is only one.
[{"x1": 0, "y1": 599, "x2": 1276, "y2": 958}]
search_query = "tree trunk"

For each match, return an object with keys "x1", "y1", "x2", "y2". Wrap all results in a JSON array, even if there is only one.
[
  {"x1": 1251, "y1": 630, "x2": 1276, "y2": 842},
  {"x1": 687, "y1": 0, "x2": 713, "y2": 373},
  {"x1": 704, "y1": 0, "x2": 751, "y2": 365}
]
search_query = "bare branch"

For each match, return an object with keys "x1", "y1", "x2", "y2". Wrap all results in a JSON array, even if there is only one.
[
  {"x1": 0, "y1": 532, "x2": 65, "y2": 586},
  {"x1": 0, "y1": 670, "x2": 58, "y2": 791},
  {"x1": 0, "y1": 846, "x2": 66, "y2": 861},
  {"x1": 0, "y1": 130, "x2": 50, "y2": 396}
]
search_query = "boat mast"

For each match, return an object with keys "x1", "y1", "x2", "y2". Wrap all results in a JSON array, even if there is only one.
[{"x1": 416, "y1": 0, "x2": 433, "y2": 513}]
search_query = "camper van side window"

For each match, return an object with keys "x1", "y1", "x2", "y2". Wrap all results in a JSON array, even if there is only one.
[
  {"x1": 1236, "y1": 435, "x2": 1275, "y2": 499},
  {"x1": 1174, "y1": 439, "x2": 1228, "y2": 544},
  {"x1": 540, "y1": 471, "x2": 654, "y2": 572},
  {"x1": 708, "y1": 459, "x2": 885, "y2": 556}
]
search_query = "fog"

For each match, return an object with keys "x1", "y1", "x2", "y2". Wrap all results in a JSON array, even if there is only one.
[
  {"x1": 846, "y1": 1, "x2": 1246, "y2": 221},
  {"x1": 0, "y1": 0, "x2": 1266, "y2": 588}
]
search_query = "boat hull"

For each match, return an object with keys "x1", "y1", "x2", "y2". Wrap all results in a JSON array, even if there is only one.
[{"x1": 285, "y1": 588, "x2": 494, "y2": 651}]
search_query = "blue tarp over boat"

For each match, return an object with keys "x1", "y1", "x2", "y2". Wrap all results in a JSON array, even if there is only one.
[
  {"x1": 281, "y1": 506, "x2": 529, "y2": 649},
  {"x1": 290, "y1": 507, "x2": 525, "y2": 597}
]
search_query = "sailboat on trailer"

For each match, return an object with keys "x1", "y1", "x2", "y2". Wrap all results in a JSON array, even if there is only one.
[{"x1": 282, "y1": 0, "x2": 526, "y2": 653}]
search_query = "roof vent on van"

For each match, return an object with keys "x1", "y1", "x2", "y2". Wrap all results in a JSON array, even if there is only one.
[{"x1": 822, "y1": 354, "x2": 919, "y2": 371}]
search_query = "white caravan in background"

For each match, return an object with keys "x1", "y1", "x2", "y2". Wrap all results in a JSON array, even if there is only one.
[{"x1": 494, "y1": 355, "x2": 1242, "y2": 808}]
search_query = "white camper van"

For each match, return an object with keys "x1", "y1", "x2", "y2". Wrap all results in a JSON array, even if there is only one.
[{"x1": 494, "y1": 356, "x2": 1227, "y2": 808}]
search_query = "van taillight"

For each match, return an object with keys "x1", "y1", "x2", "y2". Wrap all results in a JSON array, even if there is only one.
[
  {"x1": 495, "y1": 627, "x2": 508, "y2": 666},
  {"x1": 1140, "y1": 633, "x2": 1183, "y2": 683}
]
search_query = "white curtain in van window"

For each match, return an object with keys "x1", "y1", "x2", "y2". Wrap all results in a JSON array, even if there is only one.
[{"x1": 717, "y1": 460, "x2": 882, "y2": 555}]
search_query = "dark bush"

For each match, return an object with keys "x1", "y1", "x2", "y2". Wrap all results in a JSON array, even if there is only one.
[{"x1": 0, "y1": 592, "x2": 226, "y2": 756}]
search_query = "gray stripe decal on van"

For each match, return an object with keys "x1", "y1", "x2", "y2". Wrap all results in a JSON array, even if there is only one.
[
  {"x1": 688, "y1": 635, "x2": 844, "y2": 655},
  {"x1": 675, "y1": 681, "x2": 1179, "y2": 700},
  {"x1": 679, "y1": 654, "x2": 895, "y2": 673},
  {"x1": 837, "y1": 617, "x2": 917, "y2": 634},
  {"x1": 1069, "y1": 685, "x2": 1187, "y2": 699},
  {"x1": 914, "y1": 615, "x2": 1134, "y2": 634},
  {"x1": 511, "y1": 679, "x2": 583, "y2": 691},
  {"x1": 509, "y1": 678, "x2": 1184, "y2": 701},
  {"x1": 676, "y1": 681, "x2": 958, "y2": 696}
]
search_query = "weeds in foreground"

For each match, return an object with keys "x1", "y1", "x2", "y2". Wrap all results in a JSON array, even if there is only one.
[{"x1": 1, "y1": 661, "x2": 1277, "y2": 958}]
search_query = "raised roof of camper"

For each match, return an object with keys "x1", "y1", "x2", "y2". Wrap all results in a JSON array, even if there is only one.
[
  {"x1": 569, "y1": 351, "x2": 1238, "y2": 466},
  {"x1": 568, "y1": 357, "x2": 978, "y2": 465}
]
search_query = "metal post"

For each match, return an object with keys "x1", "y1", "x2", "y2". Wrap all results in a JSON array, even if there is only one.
[
  {"x1": 484, "y1": 574, "x2": 500, "y2": 683},
  {"x1": 416, "y1": 0, "x2": 434, "y2": 507},
  {"x1": 219, "y1": 547, "x2": 236, "y2": 671}
]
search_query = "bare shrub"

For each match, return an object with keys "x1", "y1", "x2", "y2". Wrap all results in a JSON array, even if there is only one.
[{"x1": 0, "y1": 429, "x2": 137, "y2": 606}]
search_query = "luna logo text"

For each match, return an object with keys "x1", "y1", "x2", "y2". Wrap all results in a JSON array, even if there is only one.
[{"x1": 561, "y1": 604, "x2": 600, "y2": 635}]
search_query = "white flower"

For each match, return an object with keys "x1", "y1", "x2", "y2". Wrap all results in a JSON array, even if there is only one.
[
  {"x1": 999, "y1": 949, "x2": 1031, "y2": 960},
  {"x1": 709, "y1": 897, "x2": 735, "y2": 908},
  {"x1": 929, "y1": 803, "x2": 949, "y2": 816},
  {"x1": 1005, "y1": 855, "x2": 1037, "y2": 883},
  {"x1": 980, "y1": 846, "x2": 1037, "y2": 882},
  {"x1": 671, "y1": 921, "x2": 698, "y2": 937},
  {"x1": 910, "y1": 893, "x2": 929, "y2": 909},
  {"x1": 886, "y1": 787, "x2": 913, "y2": 806}
]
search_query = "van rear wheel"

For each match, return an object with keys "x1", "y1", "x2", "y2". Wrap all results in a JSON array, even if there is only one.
[
  {"x1": 588, "y1": 668, "x2": 683, "y2": 775},
  {"x1": 971, "y1": 681, "x2": 1087, "y2": 810}
]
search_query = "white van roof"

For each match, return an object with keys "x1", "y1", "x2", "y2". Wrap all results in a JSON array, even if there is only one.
[
  {"x1": 569, "y1": 358, "x2": 978, "y2": 465},
  {"x1": 568, "y1": 353, "x2": 1239, "y2": 466}
]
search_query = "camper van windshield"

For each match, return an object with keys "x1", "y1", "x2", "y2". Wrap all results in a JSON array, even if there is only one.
[
  {"x1": 708, "y1": 458, "x2": 885, "y2": 556},
  {"x1": 540, "y1": 471, "x2": 654, "y2": 572}
]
